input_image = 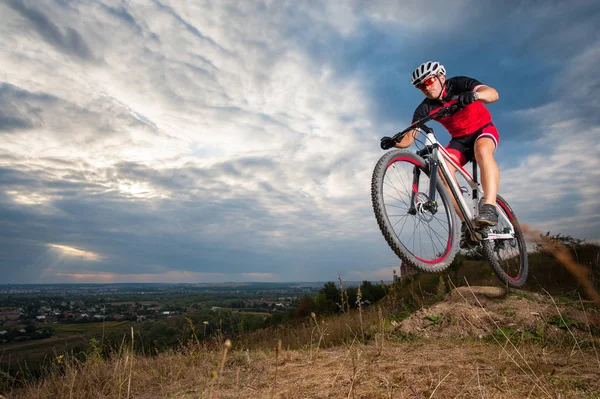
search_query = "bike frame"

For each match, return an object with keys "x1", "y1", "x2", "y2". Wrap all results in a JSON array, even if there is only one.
[{"x1": 413, "y1": 131, "x2": 515, "y2": 242}]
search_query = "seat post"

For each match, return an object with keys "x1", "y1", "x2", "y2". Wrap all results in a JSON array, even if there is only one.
[
  {"x1": 472, "y1": 160, "x2": 478, "y2": 185},
  {"x1": 472, "y1": 160, "x2": 479, "y2": 201}
]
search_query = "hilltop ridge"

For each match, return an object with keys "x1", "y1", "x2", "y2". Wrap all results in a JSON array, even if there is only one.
[{"x1": 4, "y1": 285, "x2": 599, "y2": 399}]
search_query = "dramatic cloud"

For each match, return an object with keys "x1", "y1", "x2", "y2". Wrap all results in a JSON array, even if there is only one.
[{"x1": 0, "y1": 0, "x2": 598, "y2": 283}]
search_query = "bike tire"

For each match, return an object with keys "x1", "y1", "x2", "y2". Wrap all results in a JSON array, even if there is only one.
[
  {"x1": 482, "y1": 195, "x2": 529, "y2": 287},
  {"x1": 371, "y1": 149, "x2": 460, "y2": 272}
]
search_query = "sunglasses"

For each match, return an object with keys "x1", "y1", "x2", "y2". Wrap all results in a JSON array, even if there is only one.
[{"x1": 416, "y1": 75, "x2": 438, "y2": 90}]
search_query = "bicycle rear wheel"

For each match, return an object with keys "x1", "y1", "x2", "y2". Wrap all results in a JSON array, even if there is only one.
[
  {"x1": 482, "y1": 195, "x2": 528, "y2": 287},
  {"x1": 371, "y1": 150, "x2": 460, "y2": 272}
]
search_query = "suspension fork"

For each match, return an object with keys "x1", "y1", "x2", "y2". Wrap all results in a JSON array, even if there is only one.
[
  {"x1": 408, "y1": 146, "x2": 441, "y2": 215},
  {"x1": 427, "y1": 146, "x2": 440, "y2": 206},
  {"x1": 408, "y1": 166, "x2": 420, "y2": 215}
]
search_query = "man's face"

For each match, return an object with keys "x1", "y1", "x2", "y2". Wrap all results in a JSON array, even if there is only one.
[{"x1": 417, "y1": 74, "x2": 445, "y2": 99}]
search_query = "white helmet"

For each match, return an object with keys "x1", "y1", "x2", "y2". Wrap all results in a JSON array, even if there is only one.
[{"x1": 411, "y1": 61, "x2": 446, "y2": 86}]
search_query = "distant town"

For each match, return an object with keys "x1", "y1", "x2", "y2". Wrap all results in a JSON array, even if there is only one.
[{"x1": 0, "y1": 282, "x2": 326, "y2": 344}]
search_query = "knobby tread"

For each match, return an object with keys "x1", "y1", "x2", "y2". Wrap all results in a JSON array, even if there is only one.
[
  {"x1": 481, "y1": 195, "x2": 529, "y2": 287},
  {"x1": 371, "y1": 150, "x2": 459, "y2": 273}
]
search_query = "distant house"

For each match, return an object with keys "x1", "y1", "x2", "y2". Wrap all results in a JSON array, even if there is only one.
[
  {"x1": 210, "y1": 307, "x2": 221, "y2": 312},
  {"x1": 0, "y1": 311, "x2": 20, "y2": 321},
  {"x1": 36, "y1": 316, "x2": 46, "y2": 321},
  {"x1": 93, "y1": 315, "x2": 105, "y2": 320},
  {"x1": 136, "y1": 315, "x2": 146, "y2": 322},
  {"x1": 399, "y1": 261, "x2": 417, "y2": 279}
]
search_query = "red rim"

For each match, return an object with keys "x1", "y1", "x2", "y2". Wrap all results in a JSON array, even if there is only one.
[
  {"x1": 386, "y1": 157, "x2": 453, "y2": 264},
  {"x1": 495, "y1": 199, "x2": 522, "y2": 281}
]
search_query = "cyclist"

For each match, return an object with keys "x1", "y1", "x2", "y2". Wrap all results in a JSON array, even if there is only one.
[{"x1": 380, "y1": 61, "x2": 500, "y2": 233}]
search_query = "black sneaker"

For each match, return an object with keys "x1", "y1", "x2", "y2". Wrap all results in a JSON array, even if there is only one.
[{"x1": 475, "y1": 204, "x2": 498, "y2": 227}]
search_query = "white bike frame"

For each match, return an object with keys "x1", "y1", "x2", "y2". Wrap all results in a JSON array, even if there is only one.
[{"x1": 422, "y1": 131, "x2": 514, "y2": 242}]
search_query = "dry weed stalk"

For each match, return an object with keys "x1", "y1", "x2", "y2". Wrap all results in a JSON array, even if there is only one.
[
  {"x1": 186, "y1": 317, "x2": 201, "y2": 346},
  {"x1": 409, "y1": 384, "x2": 419, "y2": 398},
  {"x1": 207, "y1": 339, "x2": 232, "y2": 399},
  {"x1": 356, "y1": 286, "x2": 364, "y2": 341},
  {"x1": 542, "y1": 288, "x2": 584, "y2": 356},
  {"x1": 524, "y1": 226, "x2": 600, "y2": 307},
  {"x1": 338, "y1": 274, "x2": 349, "y2": 313},
  {"x1": 309, "y1": 312, "x2": 326, "y2": 361},
  {"x1": 380, "y1": 375, "x2": 394, "y2": 399},
  {"x1": 270, "y1": 339, "x2": 282, "y2": 399},
  {"x1": 127, "y1": 327, "x2": 134, "y2": 399},
  {"x1": 578, "y1": 293, "x2": 600, "y2": 371},
  {"x1": 428, "y1": 371, "x2": 451, "y2": 399},
  {"x1": 451, "y1": 368, "x2": 479, "y2": 398},
  {"x1": 68, "y1": 368, "x2": 77, "y2": 399},
  {"x1": 450, "y1": 278, "x2": 553, "y2": 399},
  {"x1": 347, "y1": 348, "x2": 362, "y2": 399},
  {"x1": 331, "y1": 336, "x2": 357, "y2": 387},
  {"x1": 375, "y1": 306, "x2": 386, "y2": 356}
]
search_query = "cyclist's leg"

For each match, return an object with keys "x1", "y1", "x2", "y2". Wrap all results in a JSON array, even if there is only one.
[{"x1": 474, "y1": 127, "x2": 500, "y2": 206}]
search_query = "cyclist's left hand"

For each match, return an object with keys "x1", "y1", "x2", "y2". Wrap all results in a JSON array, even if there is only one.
[
  {"x1": 380, "y1": 136, "x2": 397, "y2": 150},
  {"x1": 457, "y1": 91, "x2": 479, "y2": 107}
]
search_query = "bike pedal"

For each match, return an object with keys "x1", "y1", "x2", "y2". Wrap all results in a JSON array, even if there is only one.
[{"x1": 473, "y1": 230, "x2": 488, "y2": 241}]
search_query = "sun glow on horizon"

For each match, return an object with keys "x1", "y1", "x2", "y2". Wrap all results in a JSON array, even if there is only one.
[
  {"x1": 54, "y1": 270, "x2": 227, "y2": 283},
  {"x1": 48, "y1": 244, "x2": 102, "y2": 261}
]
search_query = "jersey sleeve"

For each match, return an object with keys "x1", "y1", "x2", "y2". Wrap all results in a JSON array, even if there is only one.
[
  {"x1": 451, "y1": 76, "x2": 485, "y2": 92},
  {"x1": 411, "y1": 102, "x2": 432, "y2": 133}
]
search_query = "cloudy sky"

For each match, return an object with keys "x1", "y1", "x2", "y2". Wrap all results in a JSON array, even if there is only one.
[{"x1": 1, "y1": 0, "x2": 599, "y2": 284}]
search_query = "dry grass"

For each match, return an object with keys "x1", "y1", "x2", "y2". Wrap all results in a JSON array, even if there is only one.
[
  {"x1": 7, "y1": 337, "x2": 598, "y2": 398},
  {"x1": 4, "y1": 286, "x2": 599, "y2": 399},
  {"x1": 3, "y1": 229, "x2": 600, "y2": 398}
]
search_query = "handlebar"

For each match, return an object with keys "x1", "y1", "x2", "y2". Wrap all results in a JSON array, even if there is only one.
[{"x1": 391, "y1": 103, "x2": 462, "y2": 142}]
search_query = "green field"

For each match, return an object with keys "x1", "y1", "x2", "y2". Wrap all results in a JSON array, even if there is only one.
[
  {"x1": 0, "y1": 321, "x2": 137, "y2": 370},
  {"x1": 52, "y1": 321, "x2": 135, "y2": 337}
]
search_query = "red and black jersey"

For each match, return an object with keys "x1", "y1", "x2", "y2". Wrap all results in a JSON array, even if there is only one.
[{"x1": 412, "y1": 76, "x2": 492, "y2": 138}]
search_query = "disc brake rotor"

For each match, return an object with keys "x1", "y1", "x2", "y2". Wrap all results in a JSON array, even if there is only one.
[{"x1": 414, "y1": 192, "x2": 434, "y2": 222}]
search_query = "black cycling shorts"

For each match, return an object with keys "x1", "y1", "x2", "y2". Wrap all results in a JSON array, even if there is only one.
[{"x1": 445, "y1": 123, "x2": 499, "y2": 166}]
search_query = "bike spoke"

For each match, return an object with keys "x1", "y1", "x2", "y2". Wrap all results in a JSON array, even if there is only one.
[{"x1": 381, "y1": 157, "x2": 454, "y2": 263}]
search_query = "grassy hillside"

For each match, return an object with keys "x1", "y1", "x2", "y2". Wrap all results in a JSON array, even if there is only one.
[
  {"x1": 1, "y1": 283, "x2": 598, "y2": 399},
  {"x1": 1, "y1": 240, "x2": 599, "y2": 398}
]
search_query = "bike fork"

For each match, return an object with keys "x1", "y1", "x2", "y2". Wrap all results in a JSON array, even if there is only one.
[{"x1": 408, "y1": 166, "x2": 420, "y2": 215}]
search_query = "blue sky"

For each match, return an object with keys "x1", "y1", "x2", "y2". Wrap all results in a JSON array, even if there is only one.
[{"x1": 1, "y1": 0, "x2": 599, "y2": 284}]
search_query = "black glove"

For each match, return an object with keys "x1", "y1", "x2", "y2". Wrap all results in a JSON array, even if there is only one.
[
  {"x1": 457, "y1": 91, "x2": 479, "y2": 107},
  {"x1": 380, "y1": 136, "x2": 397, "y2": 150}
]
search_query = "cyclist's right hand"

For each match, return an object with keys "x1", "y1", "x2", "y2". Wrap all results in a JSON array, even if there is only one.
[{"x1": 380, "y1": 136, "x2": 397, "y2": 150}]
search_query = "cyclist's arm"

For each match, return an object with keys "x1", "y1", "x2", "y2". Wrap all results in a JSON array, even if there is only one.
[
  {"x1": 395, "y1": 129, "x2": 420, "y2": 148},
  {"x1": 396, "y1": 103, "x2": 429, "y2": 148},
  {"x1": 453, "y1": 76, "x2": 499, "y2": 104},
  {"x1": 474, "y1": 85, "x2": 499, "y2": 104}
]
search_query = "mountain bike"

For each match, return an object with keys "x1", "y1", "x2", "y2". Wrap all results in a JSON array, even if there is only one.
[{"x1": 371, "y1": 104, "x2": 528, "y2": 287}]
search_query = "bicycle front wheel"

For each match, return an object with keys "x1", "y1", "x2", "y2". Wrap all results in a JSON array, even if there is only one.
[
  {"x1": 482, "y1": 195, "x2": 528, "y2": 287},
  {"x1": 371, "y1": 150, "x2": 460, "y2": 272}
]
